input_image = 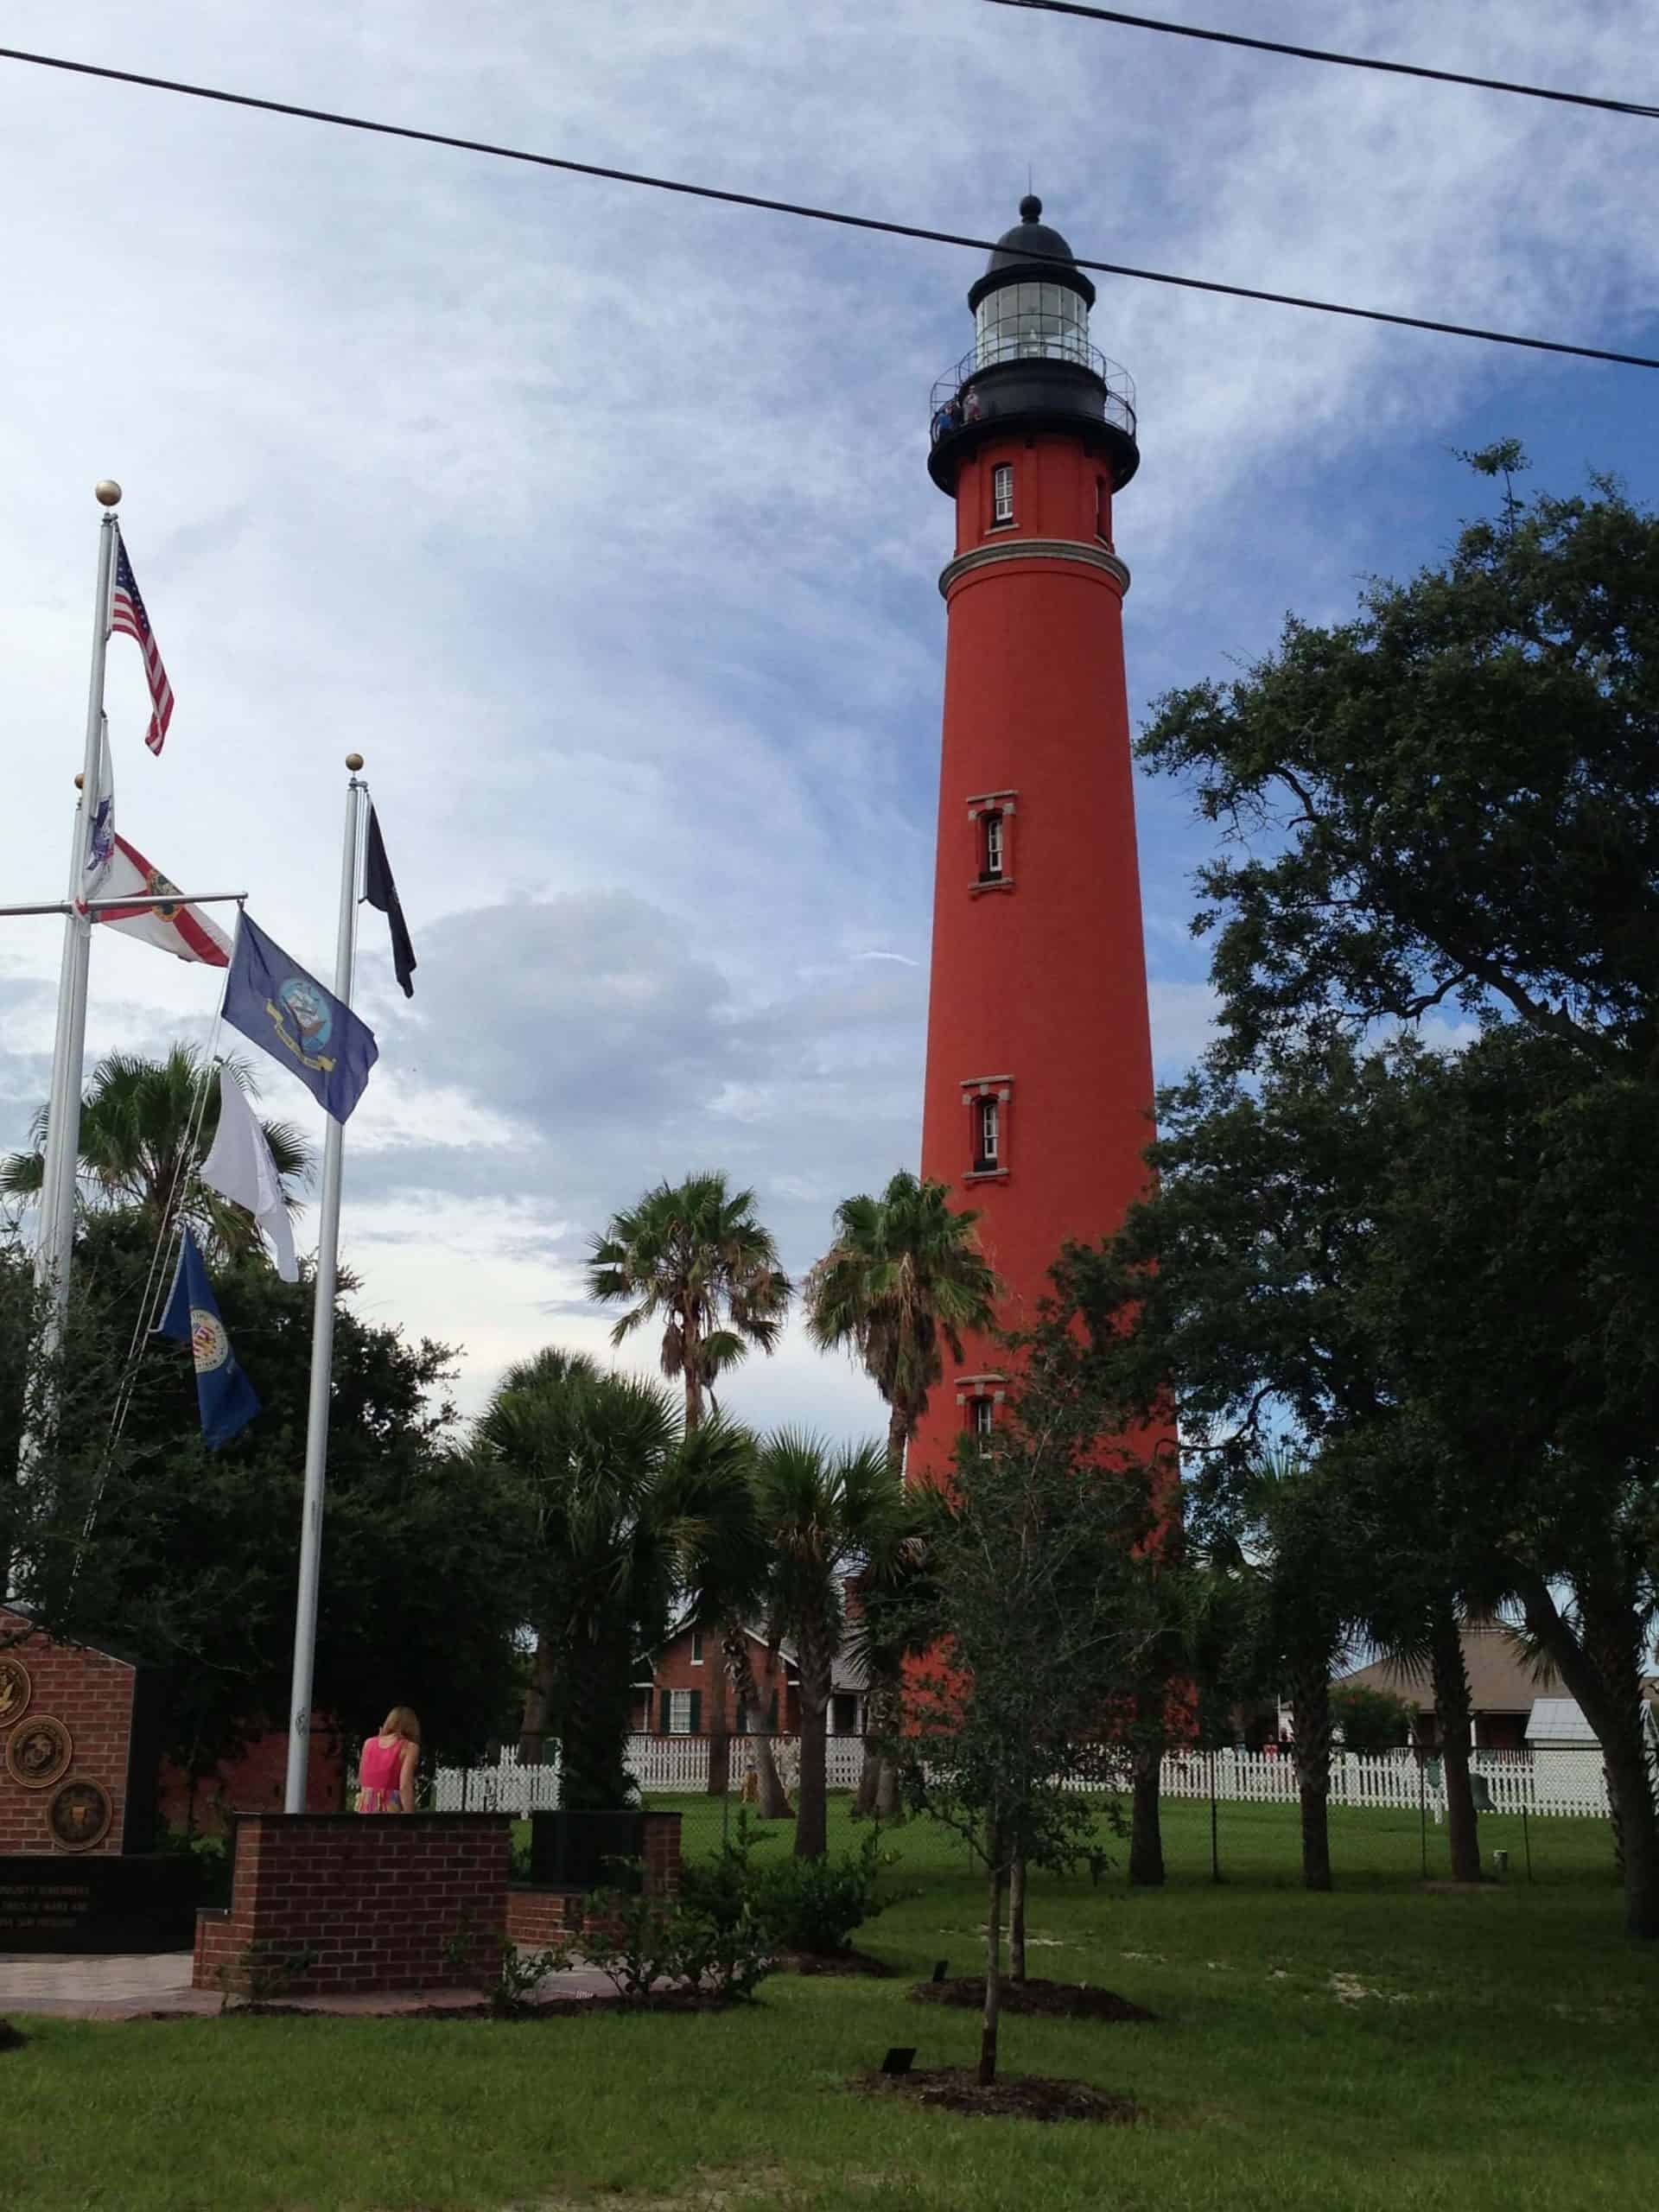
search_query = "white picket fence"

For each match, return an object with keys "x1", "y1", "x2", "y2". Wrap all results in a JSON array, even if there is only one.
[
  {"x1": 622, "y1": 1733, "x2": 868, "y2": 1794},
  {"x1": 429, "y1": 1740, "x2": 1618, "y2": 1822},
  {"x1": 1152, "y1": 1746, "x2": 1616, "y2": 1821},
  {"x1": 429, "y1": 1733, "x2": 868, "y2": 1813},
  {"x1": 429, "y1": 1749, "x2": 563, "y2": 1815}
]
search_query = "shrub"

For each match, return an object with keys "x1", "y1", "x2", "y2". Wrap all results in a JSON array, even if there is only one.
[
  {"x1": 1332, "y1": 1683, "x2": 1416, "y2": 1755},
  {"x1": 159, "y1": 1827, "x2": 233, "y2": 1908},
  {"x1": 752, "y1": 1829, "x2": 908, "y2": 1956}
]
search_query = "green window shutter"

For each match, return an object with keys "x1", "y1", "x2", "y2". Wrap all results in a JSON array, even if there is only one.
[
  {"x1": 659, "y1": 1689, "x2": 672, "y2": 1733},
  {"x1": 689, "y1": 1690, "x2": 702, "y2": 1736}
]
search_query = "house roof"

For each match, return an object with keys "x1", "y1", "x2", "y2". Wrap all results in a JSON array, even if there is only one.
[
  {"x1": 1526, "y1": 1698, "x2": 1598, "y2": 1745},
  {"x1": 1334, "y1": 1626, "x2": 1557, "y2": 1715}
]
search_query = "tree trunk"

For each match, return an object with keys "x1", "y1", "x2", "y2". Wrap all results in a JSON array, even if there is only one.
[
  {"x1": 1128, "y1": 1687, "x2": 1166, "y2": 1887},
  {"x1": 852, "y1": 1742, "x2": 880, "y2": 1819},
  {"x1": 1427, "y1": 1605, "x2": 1482, "y2": 1883},
  {"x1": 1008, "y1": 1839, "x2": 1027, "y2": 1983},
  {"x1": 886, "y1": 1399, "x2": 909, "y2": 1478},
  {"x1": 1287, "y1": 1658, "x2": 1333, "y2": 1891},
  {"x1": 1516, "y1": 1569, "x2": 1659, "y2": 1939},
  {"x1": 517, "y1": 1632, "x2": 557, "y2": 1765},
  {"x1": 724, "y1": 1629, "x2": 791, "y2": 1820},
  {"x1": 705, "y1": 1639, "x2": 731, "y2": 1797},
  {"x1": 874, "y1": 1755, "x2": 905, "y2": 1822},
  {"x1": 979, "y1": 1840, "x2": 1005, "y2": 2087},
  {"x1": 794, "y1": 1636, "x2": 831, "y2": 1860}
]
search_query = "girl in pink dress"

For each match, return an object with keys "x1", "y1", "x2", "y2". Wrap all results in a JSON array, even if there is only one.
[{"x1": 357, "y1": 1706, "x2": 421, "y2": 1813}]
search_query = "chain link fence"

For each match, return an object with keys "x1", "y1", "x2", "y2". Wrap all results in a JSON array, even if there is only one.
[{"x1": 420, "y1": 1737, "x2": 1627, "y2": 1891}]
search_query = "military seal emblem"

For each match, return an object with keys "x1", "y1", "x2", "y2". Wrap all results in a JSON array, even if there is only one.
[
  {"x1": 48, "y1": 1778, "x2": 112, "y2": 1853},
  {"x1": 0, "y1": 1654, "x2": 30, "y2": 1729},
  {"x1": 189, "y1": 1308, "x2": 231, "y2": 1374},
  {"x1": 264, "y1": 974, "x2": 337, "y2": 1074},
  {"x1": 6, "y1": 1714, "x2": 72, "y2": 1790}
]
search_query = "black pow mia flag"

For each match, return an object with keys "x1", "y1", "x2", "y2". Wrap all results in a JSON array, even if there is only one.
[{"x1": 364, "y1": 804, "x2": 416, "y2": 998}]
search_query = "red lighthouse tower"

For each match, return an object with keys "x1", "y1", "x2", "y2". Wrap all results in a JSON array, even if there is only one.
[{"x1": 910, "y1": 197, "x2": 1157, "y2": 1477}]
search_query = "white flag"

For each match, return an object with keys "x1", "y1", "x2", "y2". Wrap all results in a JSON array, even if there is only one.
[
  {"x1": 80, "y1": 719, "x2": 116, "y2": 900},
  {"x1": 200, "y1": 1068, "x2": 299, "y2": 1282}
]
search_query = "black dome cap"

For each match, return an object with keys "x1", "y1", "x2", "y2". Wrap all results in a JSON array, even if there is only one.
[{"x1": 969, "y1": 194, "x2": 1096, "y2": 311}]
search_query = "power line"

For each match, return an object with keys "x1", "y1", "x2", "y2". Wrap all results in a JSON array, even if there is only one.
[
  {"x1": 982, "y1": 0, "x2": 1659, "y2": 121},
  {"x1": 1, "y1": 41, "x2": 1656, "y2": 372}
]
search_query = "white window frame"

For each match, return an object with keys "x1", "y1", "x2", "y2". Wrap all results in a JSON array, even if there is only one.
[
  {"x1": 969, "y1": 1395, "x2": 995, "y2": 1438},
  {"x1": 690, "y1": 1631, "x2": 704, "y2": 1666},
  {"x1": 982, "y1": 810, "x2": 1005, "y2": 880},
  {"x1": 668, "y1": 1689, "x2": 694, "y2": 1735},
  {"x1": 977, "y1": 1095, "x2": 1000, "y2": 1166},
  {"x1": 993, "y1": 463, "x2": 1014, "y2": 524}
]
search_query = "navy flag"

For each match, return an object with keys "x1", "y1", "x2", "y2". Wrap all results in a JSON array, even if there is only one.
[
  {"x1": 223, "y1": 914, "x2": 378, "y2": 1124},
  {"x1": 364, "y1": 804, "x2": 416, "y2": 998},
  {"x1": 156, "y1": 1228, "x2": 261, "y2": 1449}
]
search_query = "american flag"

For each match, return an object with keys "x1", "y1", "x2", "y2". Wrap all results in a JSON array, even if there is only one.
[{"x1": 111, "y1": 537, "x2": 175, "y2": 756}]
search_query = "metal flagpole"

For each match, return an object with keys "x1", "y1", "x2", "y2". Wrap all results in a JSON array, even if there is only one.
[
  {"x1": 283, "y1": 753, "x2": 366, "y2": 1814},
  {"x1": 32, "y1": 486, "x2": 121, "y2": 1363}
]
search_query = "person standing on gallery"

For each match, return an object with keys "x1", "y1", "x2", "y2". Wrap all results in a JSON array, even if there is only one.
[{"x1": 357, "y1": 1707, "x2": 421, "y2": 1813}]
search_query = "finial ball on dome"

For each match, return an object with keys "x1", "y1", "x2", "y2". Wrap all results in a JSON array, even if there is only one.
[{"x1": 1019, "y1": 193, "x2": 1042, "y2": 223}]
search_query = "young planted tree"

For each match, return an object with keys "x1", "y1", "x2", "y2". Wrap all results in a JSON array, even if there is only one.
[
  {"x1": 588, "y1": 1171, "x2": 790, "y2": 1795},
  {"x1": 752, "y1": 1432, "x2": 916, "y2": 1858},
  {"x1": 805, "y1": 1171, "x2": 998, "y2": 1813},
  {"x1": 901, "y1": 1369, "x2": 1148, "y2": 2084}
]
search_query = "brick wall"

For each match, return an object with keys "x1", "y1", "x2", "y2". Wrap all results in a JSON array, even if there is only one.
[
  {"x1": 190, "y1": 1813, "x2": 511, "y2": 1996},
  {"x1": 0, "y1": 1609, "x2": 137, "y2": 1858},
  {"x1": 505, "y1": 1811, "x2": 682, "y2": 1951},
  {"x1": 157, "y1": 1725, "x2": 347, "y2": 1834}
]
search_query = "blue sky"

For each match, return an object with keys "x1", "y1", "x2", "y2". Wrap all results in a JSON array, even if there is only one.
[{"x1": 2, "y1": 1, "x2": 1656, "y2": 1437}]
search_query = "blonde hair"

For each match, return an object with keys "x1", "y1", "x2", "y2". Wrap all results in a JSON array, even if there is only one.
[{"x1": 381, "y1": 1706, "x2": 422, "y2": 1745}]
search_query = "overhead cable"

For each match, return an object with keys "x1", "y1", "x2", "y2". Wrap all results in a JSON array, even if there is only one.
[
  {"x1": 982, "y1": 0, "x2": 1659, "y2": 122},
  {"x1": 0, "y1": 41, "x2": 1656, "y2": 371}
]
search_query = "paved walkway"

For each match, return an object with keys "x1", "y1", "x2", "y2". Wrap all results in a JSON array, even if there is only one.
[{"x1": 0, "y1": 1953, "x2": 622, "y2": 2021}]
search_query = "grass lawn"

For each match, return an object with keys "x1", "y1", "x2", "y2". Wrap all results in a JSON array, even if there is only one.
[{"x1": 4, "y1": 1796, "x2": 1654, "y2": 2212}]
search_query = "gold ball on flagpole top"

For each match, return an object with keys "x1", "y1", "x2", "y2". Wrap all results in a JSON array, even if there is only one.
[
  {"x1": 345, "y1": 753, "x2": 364, "y2": 772},
  {"x1": 73, "y1": 773, "x2": 85, "y2": 789},
  {"x1": 94, "y1": 480, "x2": 122, "y2": 507}
]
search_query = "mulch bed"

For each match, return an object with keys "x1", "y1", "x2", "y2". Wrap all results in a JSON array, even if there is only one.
[
  {"x1": 910, "y1": 1976, "x2": 1155, "y2": 2023},
  {"x1": 855, "y1": 2066, "x2": 1140, "y2": 2125},
  {"x1": 143, "y1": 1989, "x2": 750, "y2": 2024},
  {"x1": 785, "y1": 1948, "x2": 892, "y2": 1977}
]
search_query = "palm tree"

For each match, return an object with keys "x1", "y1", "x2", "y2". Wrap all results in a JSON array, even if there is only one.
[
  {"x1": 0, "y1": 1045, "x2": 310, "y2": 1263},
  {"x1": 804, "y1": 1172, "x2": 1000, "y2": 1478},
  {"x1": 588, "y1": 1171, "x2": 790, "y2": 1794},
  {"x1": 753, "y1": 1430, "x2": 918, "y2": 1859},
  {"x1": 805, "y1": 1172, "x2": 999, "y2": 1814},
  {"x1": 474, "y1": 1344, "x2": 757, "y2": 1811}
]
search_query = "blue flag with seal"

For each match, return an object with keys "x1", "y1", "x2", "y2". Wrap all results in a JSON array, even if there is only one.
[
  {"x1": 222, "y1": 913, "x2": 378, "y2": 1123},
  {"x1": 156, "y1": 1228, "x2": 261, "y2": 1448}
]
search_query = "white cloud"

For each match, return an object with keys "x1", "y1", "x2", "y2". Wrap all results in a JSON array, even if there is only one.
[{"x1": 2, "y1": 1, "x2": 1654, "y2": 1430}]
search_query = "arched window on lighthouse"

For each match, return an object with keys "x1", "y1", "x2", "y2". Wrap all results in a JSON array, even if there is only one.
[
  {"x1": 968, "y1": 1395, "x2": 995, "y2": 1441},
  {"x1": 975, "y1": 1095, "x2": 1001, "y2": 1173},
  {"x1": 981, "y1": 810, "x2": 1005, "y2": 882},
  {"x1": 992, "y1": 464, "x2": 1014, "y2": 525}
]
